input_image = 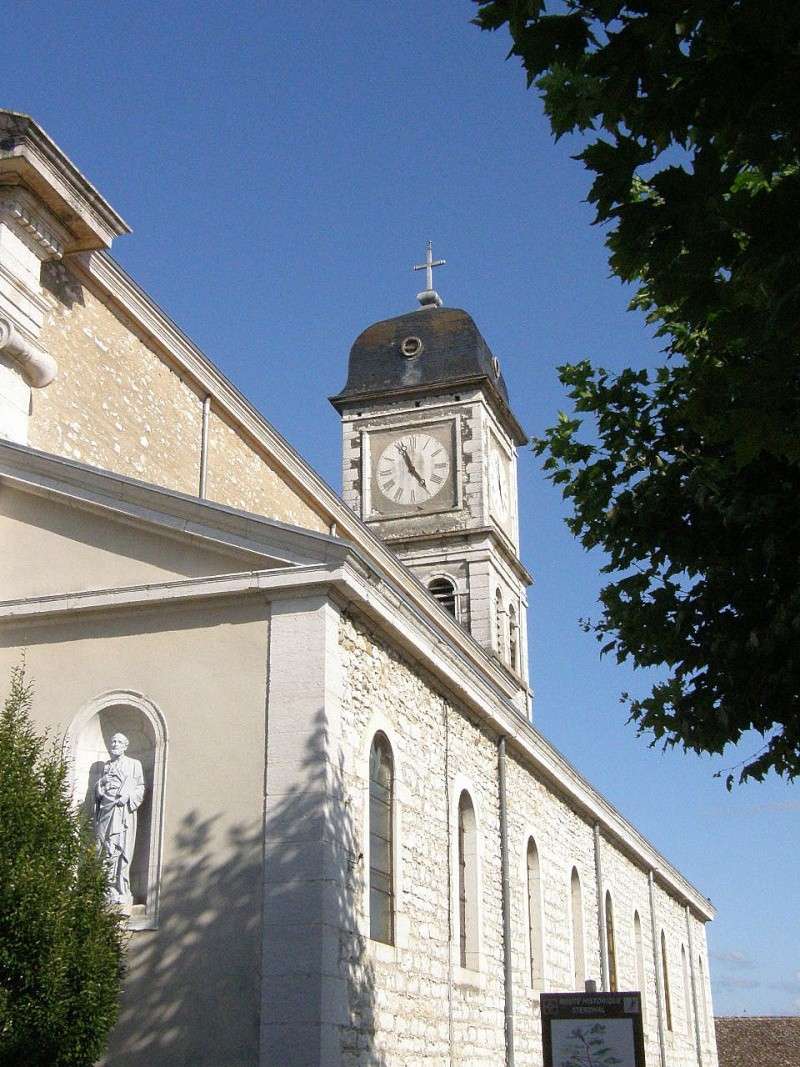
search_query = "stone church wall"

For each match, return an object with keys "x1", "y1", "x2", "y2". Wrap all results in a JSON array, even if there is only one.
[
  {"x1": 339, "y1": 610, "x2": 505, "y2": 1066},
  {"x1": 204, "y1": 404, "x2": 327, "y2": 529},
  {"x1": 338, "y1": 610, "x2": 714, "y2": 1067},
  {"x1": 31, "y1": 261, "x2": 328, "y2": 532},
  {"x1": 33, "y1": 265, "x2": 205, "y2": 494},
  {"x1": 0, "y1": 598, "x2": 271, "y2": 1067}
]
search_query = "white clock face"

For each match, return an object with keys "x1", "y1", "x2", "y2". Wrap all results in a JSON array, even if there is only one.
[
  {"x1": 376, "y1": 432, "x2": 451, "y2": 508},
  {"x1": 490, "y1": 450, "x2": 510, "y2": 519}
]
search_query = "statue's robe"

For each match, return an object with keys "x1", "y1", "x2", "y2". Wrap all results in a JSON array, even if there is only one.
[{"x1": 95, "y1": 754, "x2": 145, "y2": 905}]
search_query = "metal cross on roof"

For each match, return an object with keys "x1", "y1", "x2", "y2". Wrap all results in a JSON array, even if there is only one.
[{"x1": 413, "y1": 240, "x2": 446, "y2": 308}]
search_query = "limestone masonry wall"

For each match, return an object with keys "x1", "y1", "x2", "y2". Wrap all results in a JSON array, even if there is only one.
[
  {"x1": 205, "y1": 406, "x2": 326, "y2": 529},
  {"x1": 31, "y1": 261, "x2": 328, "y2": 532},
  {"x1": 338, "y1": 611, "x2": 715, "y2": 1067},
  {"x1": 33, "y1": 266, "x2": 203, "y2": 493}
]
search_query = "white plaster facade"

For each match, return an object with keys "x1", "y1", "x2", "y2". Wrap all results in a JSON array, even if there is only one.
[{"x1": 0, "y1": 111, "x2": 719, "y2": 1067}]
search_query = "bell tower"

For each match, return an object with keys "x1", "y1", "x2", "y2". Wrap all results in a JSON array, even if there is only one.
[{"x1": 330, "y1": 247, "x2": 532, "y2": 696}]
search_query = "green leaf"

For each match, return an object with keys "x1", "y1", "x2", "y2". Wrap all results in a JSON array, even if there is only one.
[{"x1": 473, "y1": 0, "x2": 800, "y2": 784}]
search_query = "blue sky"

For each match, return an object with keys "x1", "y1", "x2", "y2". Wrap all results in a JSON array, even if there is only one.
[{"x1": 7, "y1": 1, "x2": 797, "y2": 1017}]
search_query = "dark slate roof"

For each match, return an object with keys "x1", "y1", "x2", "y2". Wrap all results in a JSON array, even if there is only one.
[
  {"x1": 715, "y1": 1016, "x2": 800, "y2": 1067},
  {"x1": 330, "y1": 307, "x2": 527, "y2": 443}
]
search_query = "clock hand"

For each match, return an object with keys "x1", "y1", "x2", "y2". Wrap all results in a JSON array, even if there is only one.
[{"x1": 396, "y1": 443, "x2": 427, "y2": 488}]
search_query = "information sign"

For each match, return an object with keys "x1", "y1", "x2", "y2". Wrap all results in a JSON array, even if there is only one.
[{"x1": 540, "y1": 991, "x2": 646, "y2": 1067}]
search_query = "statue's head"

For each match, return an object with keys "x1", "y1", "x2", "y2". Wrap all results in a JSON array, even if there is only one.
[{"x1": 110, "y1": 733, "x2": 129, "y2": 757}]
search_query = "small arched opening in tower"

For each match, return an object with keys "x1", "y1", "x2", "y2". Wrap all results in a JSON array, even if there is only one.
[{"x1": 428, "y1": 576, "x2": 457, "y2": 618}]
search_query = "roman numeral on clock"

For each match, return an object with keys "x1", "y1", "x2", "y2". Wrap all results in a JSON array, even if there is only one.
[{"x1": 374, "y1": 429, "x2": 452, "y2": 509}]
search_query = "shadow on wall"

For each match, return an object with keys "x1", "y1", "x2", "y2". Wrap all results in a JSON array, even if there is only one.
[
  {"x1": 261, "y1": 704, "x2": 388, "y2": 1067},
  {"x1": 103, "y1": 813, "x2": 263, "y2": 1066},
  {"x1": 41, "y1": 259, "x2": 85, "y2": 310},
  {"x1": 103, "y1": 705, "x2": 387, "y2": 1067}
]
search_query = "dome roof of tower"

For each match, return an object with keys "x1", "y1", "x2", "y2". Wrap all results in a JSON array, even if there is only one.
[{"x1": 330, "y1": 307, "x2": 527, "y2": 444}]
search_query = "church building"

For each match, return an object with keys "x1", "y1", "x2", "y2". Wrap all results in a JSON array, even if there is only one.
[{"x1": 0, "y1": 110, "x2": 718, "y2": 1066}]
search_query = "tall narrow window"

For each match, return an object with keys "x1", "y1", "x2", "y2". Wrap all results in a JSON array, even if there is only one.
[
  {"x1": 526, "y1": 837, "x2": 544, "y2": 989},
  {"x1": 634, "y1": 910, "x2": 647, "y2": 1023},
  {"x1": 429, "y1": 576, "x2": 457, "y2": 618},
  {"x1": 605, "y1": 891, "x2": 618, "y2": 992},
  {"x1": 508, "y1": 604, "x2": 518, "y2": 671},
  {"x1": 661, "y1": 930, "x2": 673, "y2": 1031},
  {"x1": 681, "y1": 945, "x2": 692, "y2": 1036},
  {"x1": 457, "y1": 790, "x2": 479, "y2": 970},
  {"x1": 570, "y1": 867, "x2": 585, "y2": 989},
  {"x1": 495, "y1": 589, "x2": 505, "y2": 659},
  {"x1": 697, "y1": 954, "x2": 708, "y2": 1039},
  {"x1": 369, "y1": 733, "x2": 394, "y2": 944}
]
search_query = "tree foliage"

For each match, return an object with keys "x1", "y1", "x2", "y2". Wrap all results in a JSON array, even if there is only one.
[
  {"x1": 0, "y1": 667, "x2": 125, "y2": 1066},
  {"x1": 475, "y1": 1, "x2": 800, "y2": 783}
]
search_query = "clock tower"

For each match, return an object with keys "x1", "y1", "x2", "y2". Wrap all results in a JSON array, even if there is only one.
[{"x1": 330, "y1": 249, "x2": 532, "y2": 698}]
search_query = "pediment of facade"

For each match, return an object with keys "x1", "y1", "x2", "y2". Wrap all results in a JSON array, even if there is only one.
[{"x1": 0, "y1": 439, "x2": 349, "y2": 603}]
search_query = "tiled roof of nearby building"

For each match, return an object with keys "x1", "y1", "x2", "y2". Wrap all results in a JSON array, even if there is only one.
[{"x1": 715, "y1": 1016, "x2": 800, "y2": 1067}]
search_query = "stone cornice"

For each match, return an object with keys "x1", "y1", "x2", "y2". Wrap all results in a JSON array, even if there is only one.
[
  {"x1": 0, "y1": 439, "x2": 351, "y2": 568},
  {"x1": 382, "y1": 525, "x2": 534, "y2": 586},
  {"x1": 0, "y1": 110, "x2": 130, "y2": 252},
  {"x1": 0, "y1": 187, "x2": 67, "y2": 260},
  {"x1": 332, "y1": 373, "x2": 529, "y2": 447}
]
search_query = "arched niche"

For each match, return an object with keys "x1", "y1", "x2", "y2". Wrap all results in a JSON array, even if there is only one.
[{"x1": 67, "y1": 691, "x2": 167, "y2": 930}]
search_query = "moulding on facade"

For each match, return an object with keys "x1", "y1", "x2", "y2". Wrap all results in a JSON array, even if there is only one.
[
  {"x1": 0, "y1": 182, "x2": 69, "y2": 438},
  {"x1": 0, "y1": 186, "x2": 66, "y2": 260},
  {"x1": 0, "y1": 109, "x2": 128, "y2": 415},
  {"x1": 0, "y1": 110, "x2": 130, "y2": 253}
]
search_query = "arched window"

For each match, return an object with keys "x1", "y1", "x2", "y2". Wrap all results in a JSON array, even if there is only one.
[
  {"x1": 457, "y1": 790, "x2": 479, "y2": 970},
  {"x1": 495, "y1": 589, "x2": 505, "y2": 660},
  {"x1": 605, "y1": 890, "x2": 618, "y2": 992},
  {"x1": 369, "y1": 732, "x2": 394, "y2": 945},
  {"x1": 681, "y1": 944, "x2": 692, "y2": 1036},
  {"x1": 661, "y1": 930, "x2": 673, "y2": 1031},
  {"x1": 429, "y1": 576, "x2": 457, "y2": 618},
  {"x1": 697, "y1": 954, "x2": 708, "y2": 1039},
  {"x1": 508, "y1": 603, "x2": 519, "y2": 671},
  {"x1": 526, "y1": 837, "x2": 544, "y2": 989},
  {"x1": 570, "y1": 867, "x2": 585, "y2": 989},
  {"x1": 68, "y1": 691, "x2": 167, "y2": 930},
  {"x1": 634, "y1": 910, "x2": 647, "y2": 1023}
]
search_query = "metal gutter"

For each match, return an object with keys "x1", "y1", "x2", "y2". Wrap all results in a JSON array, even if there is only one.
[{"x1": 498, "y1": 736, "x2": 515, "y2": 1066}]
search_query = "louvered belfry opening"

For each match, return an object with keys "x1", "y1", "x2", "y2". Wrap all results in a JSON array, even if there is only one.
[{"x1": 429, "y1": 576, "x2": 457, "y2": 617}]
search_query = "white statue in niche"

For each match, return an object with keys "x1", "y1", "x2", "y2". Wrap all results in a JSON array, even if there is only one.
[{"x1": 94, "y1": 732, "x2": 145, "y2": 910}]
